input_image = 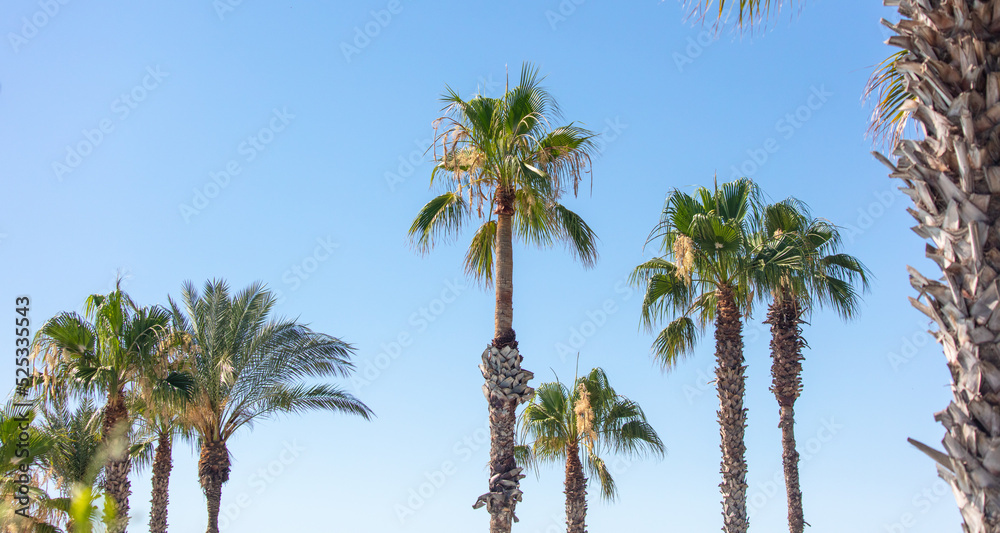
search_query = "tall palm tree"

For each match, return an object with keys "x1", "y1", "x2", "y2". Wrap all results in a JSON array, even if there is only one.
[
  {"x1": 631, "y1": 177, "x2": 772, "y2": 533},
  {"x1": 873, "y1": 3, "x2": 1000, "y2": 531},
  {"x1": 33, "y1": 285, "x2": 182, "y2": 533},
  {"x1": 408, "y1": 63, "x2": 599, "y2": 533},
  {"x1": 168, "y1": 279, "x2": 373, "y2": 533},
  {"x1": 518, "y1": 368, "x2": 664, "y2": 533},
  {"x1": 755, "y1": 201, "x2": 869, "y2": 533}
]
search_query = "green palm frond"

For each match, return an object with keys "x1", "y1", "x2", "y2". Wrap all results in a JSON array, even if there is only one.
[
  {"x1": 552, "y1": 203, "x2": 599, "y2": 267},
  {"x1": 465, "y1": 220, "x2": 497, "y2": 285},
  {"x1": 651, "y1": 317, "x2": 699, "y2": 368},
  {"x1": 171, "y1": 279, "x2": 373, "y2": 444},
  {"x1": 408, "y1": 192, "x2": 470, "y2": 253}
]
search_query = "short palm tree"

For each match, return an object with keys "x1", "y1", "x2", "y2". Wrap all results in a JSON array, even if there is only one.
[
  {"x1": 36, "y1": 394, "x2": 106, "y2": 533},
  {"x1": 168, "y1": 279, "x2": 373, "y2": 533},
  {"x1": 631, "y1": 177, "x2": 771, "y2": 533},
  {"x1": 408, "y1": 63, "x2": 598, "y2": 533},
  {"x1": 755, "y1": 201, "x2": 869, "y2": 533},
  {"x1": 519, "y1": 368, "x2": 664, "y2": 533},
  {"x1": 33, "y1": 285, "x2": 182, "y2": 533}
]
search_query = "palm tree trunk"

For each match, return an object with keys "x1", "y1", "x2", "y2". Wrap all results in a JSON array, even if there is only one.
[
  {"x1": 884, "y1": 2, "x2": 1000, "y2": 531},
  {"x1": 199, "y1": 440, "x2": 231, "y2": 533},
  {"x1": 102, "y1": 391, "x2": 131, "y2": 533},
  {"x1": 766, "y1": 294, "x2": 805, "y2": 533},
  {"x1": 715, "y1": 285, "x2": 748, "y2": 533},
  {"x1": 495, "y1": 187, "x2": 515, "y2": 340},
  {"x1": 473, "y1": 187, "x2": 532, "y2": 533},
  {"x1": 564, "y1": 439, "x2": 588, "y2": 533},
  {"x1": 148, "y1": 430, "x2": 173, "y2": 533}
]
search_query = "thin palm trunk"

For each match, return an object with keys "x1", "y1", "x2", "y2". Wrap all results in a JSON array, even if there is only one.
[
  {"x1": 148, "y1": 431, "x2": 173, "y2": 533},
  {"x1": 766, "y1": 293, "x2": 805, "y2": 533},
  {"x1": 715, "y1": 285, "x2": 748, "y2": 533},
  {"x1": 564, "y1": 439, "x2": 587, "y2": 533},
  {"x1": 199, "y1": 440, "x2": 231, "y2": 533},
  {"x1": 883, "y1": 2, "x2": 1000, "y2": 531},
  {"x1": 476, "y1": 189, "x2": 531, "y2": 533},
  {"x1": 102, "y1": 391, "x2": 131, "y2": 533},
  {"x1": 495, "y1": 188, "x2": 515, "y2": 341}
]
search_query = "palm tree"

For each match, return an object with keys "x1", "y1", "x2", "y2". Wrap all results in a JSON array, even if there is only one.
[
  {"x1": 872, "y1": 3, "x2": 1000, "y2": 530},
  {"x1": 33, "y1": 285, "x2": 181, "y2": 533},
  {"x1": 167, "y1": 279, "x2": 373, "y2": 533},
  {"x1": 35, "y1": 394, "x2": 106, "y2": 533},
  {"x1": 0, "y1": 400, "x2": 59, "y2": 533},
  {"x1": 133, "y1": 317, "x2": 194, "y2": 533},
  {"x1": 631, "y1": 177, "x2": 772, "y2": 533},
  {"x1": 408, "y1": 63, "x2": 599, "y2": 533},
  {"x1": 519, "y1": 368, "x2": 664, "y2": 533},
  {"x1": 755, "y1": 201, "x2": 869, "y2": 533}
]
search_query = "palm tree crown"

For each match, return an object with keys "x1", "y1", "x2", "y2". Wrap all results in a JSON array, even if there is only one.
[
  {"x1": 521, "y1": 368, "x2": 664, "y2": 500},
  {"x1": 408, "y1": 63, "x2": 599, "y2": 286},
  {"x1": 631, "y1": 177, "x2": 767, "y2": 365}
]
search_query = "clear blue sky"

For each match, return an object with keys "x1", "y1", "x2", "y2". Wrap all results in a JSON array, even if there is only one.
[{"x1": 0, "y1": 1, "x2": 959, "y2": 531}]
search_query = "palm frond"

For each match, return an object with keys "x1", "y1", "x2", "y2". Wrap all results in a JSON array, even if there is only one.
[
  {"x1": 408, "y1": 192, "x2": 469, "y2": 253},
  {"x1": 864, "y1": 50, "x2": 915, "y2": 148},
  {"x1": 465, "y1": 219, "x2": 497, "y2": 285}
]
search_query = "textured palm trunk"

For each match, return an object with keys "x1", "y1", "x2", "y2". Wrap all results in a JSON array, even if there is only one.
[
  {"x1": 715, "y1": 285, "x2": 748, "y2": 533},
  {"x1": 564, "y1": 439, "x2": 588, "y2": 533},
  {"x1": 199, "y1": 440, "x2": 231, "y2": 533},
  {"x1": 148, "y1": 431, "x2": 173, "y2": 533},
  {"x1": 881, "y1": 2, "x2": 1000, "y2": 531},
  {"x1": 766, "y1": 293, "x2": 805, "y2": 533},
  {"x1": 102, "y1": 391, "x2": 131, "y2": 533},
  {"x1": 473, "y1": 188, "x2": 532, "y2": 533}
]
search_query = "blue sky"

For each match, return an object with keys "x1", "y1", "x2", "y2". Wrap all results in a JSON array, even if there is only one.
[{"x1": 0, "y1": 0, "x2": 960, "y2": 531}]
